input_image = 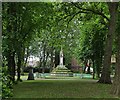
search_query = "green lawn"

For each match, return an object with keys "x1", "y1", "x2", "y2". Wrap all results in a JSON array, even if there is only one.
[{"x1": 12, "y1": 79, "x2": 118, "y2": 99}]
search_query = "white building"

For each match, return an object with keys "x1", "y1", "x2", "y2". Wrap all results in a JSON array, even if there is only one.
[{"x1": 27, "y1": 55, "x2": 39, "y2": 67}]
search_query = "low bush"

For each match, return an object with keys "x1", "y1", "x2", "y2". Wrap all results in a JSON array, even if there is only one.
[{"x1": 2, "y1": 66, "x2": 13, "y2": 98}]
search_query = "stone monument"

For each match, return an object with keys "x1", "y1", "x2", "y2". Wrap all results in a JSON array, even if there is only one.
[
  {"x1": 51, "y1": 46, "x2": 73, "y2": 77},
  {"x1": 60, "y1": 47, "x2": 63, "y2": 65},
  {"x1": 27, "y1": 66, "x2": 34, "y2": 80}
]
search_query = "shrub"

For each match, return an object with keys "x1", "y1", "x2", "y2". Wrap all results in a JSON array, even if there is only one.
[{"x1": 2, "y1": 66, "x2": 13, "y2": 98}]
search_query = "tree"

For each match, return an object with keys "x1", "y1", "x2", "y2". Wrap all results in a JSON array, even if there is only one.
[
  {"x1": 2, "y1": 2, "x2": 17, "y2": 82},
  {"x1": 98, "y1": 2, "x2": 118, "y2": 84},
  {"x1": 2, "y1": 2, "x2": 50, "y2": 81},
  {"x1": 69, "y1": 12, "x2": 107, "y2": 78}
]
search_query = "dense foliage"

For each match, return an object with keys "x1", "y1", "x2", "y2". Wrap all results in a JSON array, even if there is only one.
[{"x1": 2, "y1": 67, "x2": 13, "y2": 98}]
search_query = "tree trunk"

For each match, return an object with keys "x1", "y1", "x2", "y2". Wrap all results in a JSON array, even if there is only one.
[
  {"x1": 92, "y1": 59, "x2": 95, "y2": 79},
  {"x1": 95, "y1": 57, "x2": 101, "y2": 78},
  {"x1": 7, "y1": 51, "x2": 16, "y2": 82},
  {"x1": 39, "y1": 57, "x2": 42, "y2": 73},
  {"x1": 21, "y1": 47, "x2": 25, "y2": 75},
  {"x1": 98, "y1": 2, "x2": 118, "y2": 84},
  {"x1": 24, "y1": 47, "x2": 29, "y2": 68},
  {"x1": 17, "y1": 44, "x2": 24, "y2": 81},
  {"x1": 55, "y1": 50, "x2": 59, "y2": 67},
  {"x1": 17, "y1": 54, "x2": 22, "y2": 81},
  {"x1": 111, "y1": 5, "x2": 120, "y2": 96},
  {"x1": 112, "y1": 34, "x2": 120, "y2": 96},
  {"x1": 42, "y1": 43, "x2": 46, "y2": 73},
  {"x1": 6, "y1": 3, "x2": 16, "y2": 83},
  {"x1": 50, "y1": 47, "x2": 54, "y2": 72},
  {"x1": 44, "y1": 51, "x2": 49, "y2": 67}
]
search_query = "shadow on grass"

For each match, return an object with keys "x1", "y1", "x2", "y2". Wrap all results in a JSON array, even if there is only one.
[{"x1": 12, "y1": 79, "x2": 118, "y2": 99}]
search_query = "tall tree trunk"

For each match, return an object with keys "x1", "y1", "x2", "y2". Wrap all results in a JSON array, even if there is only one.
[
  {"x1": 55, "y1": 50, "x2": 59, "y2": 67},
  {"x1": 24, "y1": 47, "x2": 29, "y2": 68},
  {"x1": 44, "y1": 51, "x2": 49, "y2": 68},
  {"x1": 98, "y1": 2, "x2": 118, "y2": 84},
  {"x1": 50, "y1": 47, "x2": 54, "y2": 72},
  {"x1": 17, "y1": 53, "x2": 22, "y2": 81},
  {"x1": 6, "y1": 2, "x2": 16, "y2": 83},
  {"x1": 17, "y1": 44, "x2": 23, "y2": 81},
  {"x1": 112, "y1": 33, "x2": 120, "y2": 96},
  {"x1": 7, "y1": 51, "x2": 16, "y2": 82},
  {"x1": 38, "y1": 47, "x2": 42, "y2": 73},
  {"x1": 42, "y1": 43, "x2": 46, "y2": 73},
  {"x1": 112, "y1": 6, "x2": 120, "y2": 96},
  {"x1": 39, "y1": 57, "x2": 42, "y2": 73},
  {"x1": 92, "y1": 59, "x2": 95, "y2": 79},
  {"x1": 21, "y1": 47, "x2": 25, "y2": 75},
  {"x1": 95, "y1": 57, "x2": 101, "y2": 78}
]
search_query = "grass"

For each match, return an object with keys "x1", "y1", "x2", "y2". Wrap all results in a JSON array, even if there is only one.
[{"x1": 12, "y1": 79, "x2": 119, "y2": 99}]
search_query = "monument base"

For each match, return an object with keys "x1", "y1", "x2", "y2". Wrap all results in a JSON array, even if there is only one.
[{"x1": 51, "y1": 65, "x2": 73, "y2": 77}]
